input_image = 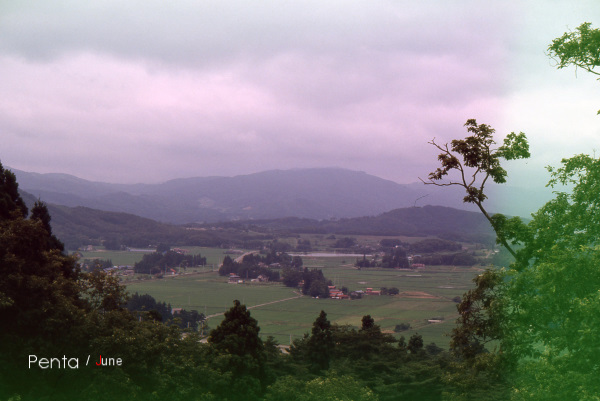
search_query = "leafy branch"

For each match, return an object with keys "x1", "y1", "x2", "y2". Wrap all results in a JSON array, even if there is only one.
[
  {"x1": 420, "y1": 119, "x2": 530, "y2": 262},
  {"x1": 547, "y1": 22, "x2": 600, "y2": 114}
]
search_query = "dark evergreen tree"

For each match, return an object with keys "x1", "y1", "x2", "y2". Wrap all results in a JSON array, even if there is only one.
[
  {"x1": 307, "y1": 310, "x2": 334, "y2": 372},
  {"x1": 208, "y1": 300, "x2": 266, "y2": 400},
  {"x1": 30, "y1": 200, "x2": 64, "y2": 252},
  {"x1": 360, "y1": 315, "x2": 376, "y2": 331},
  {"x1": 126, "y1": 292, "x2": 174, "y2": 322},
  {"x1": 408, "y1": 333, "x2": 424, "y2": 355},
  {"x1": 0, "y1": 162, "x2": 28, "y2": 219},
  {"x1": 209, "y1": 300, "x2": 264, "y2": 359}
]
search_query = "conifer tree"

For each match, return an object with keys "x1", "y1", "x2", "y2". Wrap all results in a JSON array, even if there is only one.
[{"x1": 307, "y1": 310, "x2": 334, "y2": 372}]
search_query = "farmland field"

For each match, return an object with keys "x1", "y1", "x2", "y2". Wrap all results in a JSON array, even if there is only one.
[
  {"x1": 126, "y1": 256, "x2": 484, "y2": 348},
  {"x1": 76, "y1": 246, "x2": 242, "y2": 267}
]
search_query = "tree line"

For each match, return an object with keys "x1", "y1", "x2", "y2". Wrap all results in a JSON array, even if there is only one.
[{"x1": 134, "y1": 249, "x2": 207, "y2": 275}]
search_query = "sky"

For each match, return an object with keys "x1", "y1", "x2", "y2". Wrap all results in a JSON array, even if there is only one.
[{"x1": 1, "y1": 0, "x2": 599, "y2": 187}]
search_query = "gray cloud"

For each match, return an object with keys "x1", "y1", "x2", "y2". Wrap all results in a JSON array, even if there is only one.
[{"x1": 1, "y1": 1, "x2": 599, "y2": 186}]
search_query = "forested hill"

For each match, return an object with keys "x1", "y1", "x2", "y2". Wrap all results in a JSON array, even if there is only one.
[
  {"x1": 203, "y1": 205, "x2": 496, "y2": 244},
  {"x1": 19, "y1": 191, "x2": 270, "y2": 250}
]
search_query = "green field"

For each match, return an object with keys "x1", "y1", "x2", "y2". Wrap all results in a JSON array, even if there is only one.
[
  {"x1": 126, "y1": 259, "x2": 483, "y2": 348},
  {"x1": 75, "y1": 247, "x2": 243, "y2": 267}
]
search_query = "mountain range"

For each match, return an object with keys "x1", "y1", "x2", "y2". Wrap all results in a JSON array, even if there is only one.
[{"x1": 12, "y1": 167, "x2": 553, "y2": 224}]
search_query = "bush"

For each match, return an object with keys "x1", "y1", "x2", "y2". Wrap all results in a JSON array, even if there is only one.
[{"x1": 394, "y1": 323, "x2": 411, "y2": 332}]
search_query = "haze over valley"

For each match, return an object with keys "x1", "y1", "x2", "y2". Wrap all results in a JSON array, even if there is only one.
[{"x1": 13, "y1": 166, "x2": 552, "y2": 226}]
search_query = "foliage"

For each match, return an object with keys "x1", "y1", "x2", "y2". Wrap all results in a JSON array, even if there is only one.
[
  {"x1": 422, "y1": 119, "x2": 529, "y2": 259},
  {"x1": 306, "y1": 311, "x2": 335, "y2": 372},
  {"x1": 207, "y1": 300, "x2": 267, "y2": 400},
  {"x1": 209, "y1": 300, "x2": 264, "y2": 359},
  {"x1": 0, "y1": 162, "x2": 28, "y2": 219},
  {"x1": 265, "y1": 373, "x2": 379, "y2": 401},
  {"x1": 281, "y1": 267, "x2": 303, "y2": 287},
  {"x1": 269, "y1": 239, "x2": 292, "y2": 252},
  {"x1": 380, "y1": 247, "x2": 409, "y2": 268},
  {"x1": 295, "y1": 238, "x2": 312, "y2": 252},
  {"x1": 81, "y1": 258, "x2": 113, "y2": 272},
  {"x1": 219, "y1": 251, "x2": 289, "y2": 281},
  {"x1": 497, "y1": 155, "x2": 600, "y2": 399},
  {"x1": 126, "y1": 292, "x2": 173, "y2": 322},
  {"x1": 427, "y1": 120, "x2": 599, "y2": 399},
  {"x1": 356, "y1": 247, "x2": 409, "y2": 269},
  {"x1": 394, "y1": 323, "x2": 411, "y2": 332},
  {"x1": 413, "y1": 252, "x2": 477, "y2": 266},
  {"x1": 548, "y1": 22, "x2": 600, "y2": 77},
  {"x1": 407, "y1": 333, "x2": 424, "y2": 354},
  {"x1": 333, "y1": 237, "x2": 357, "y2": 249},
  {"x1": 301, "y1": 268, "x2": 331, "y2": 298},
  {"x1": 548, "y1": 21, "x2": 600, "y2": 114},
  {"x1": 134, "y1": 250, "x2": 206, "y2": 274}
]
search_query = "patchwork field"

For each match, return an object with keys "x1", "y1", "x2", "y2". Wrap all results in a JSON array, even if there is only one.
[
  {"x1": 77, "y1": 246, "x2": 232, "y2": 267},
  {"x1": 124, "y1": 251, "x2": 484, "y2": 348}
]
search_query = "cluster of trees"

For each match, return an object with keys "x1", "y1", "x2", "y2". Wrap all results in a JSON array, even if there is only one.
[
  {"x1": 134, "y1": 249, "x2": 207, "y2": 274},
  {"x1": 126, "y1": 292, "x2": 174, "y2": 322},
  {"x1": 80, "y1": 258, "x2": 114, "y2": 272},
  {"x1": 126, "y1": 293, "x2": 206, "y2": 331},
  {"x1": 356, "y1": 247, "x2": 409, "y2": 268},
  {"x1": 281, "y1": 267, "x2": 332, "y2": 298},
  {"x1": 218, "y1": 251, "x2": 293, "y2": 281},
  {"x1": 300, "y1": 268, "x2": 331, "y2": 298},
  {"x1": 285, "y1": 312, "x2": 449, "y2": 400},
  {"x1": 357, "y1": 238, "x2": 470, "y2": 269},
  {"x1": 380, "y1": 287, "x2": 400, "y2": 295},
  {"x1": 333, "y1": 236, "x2": 357, "y2": 249},
  {"x1": 295, "y1": 238, "x2": 312, "y2": 252},
  {"x1": 412, "y1": 252, "x2": 477, "y2": 267},
  {"x1": 268, "y1": 238, "x2": 293, "y2": 252}
]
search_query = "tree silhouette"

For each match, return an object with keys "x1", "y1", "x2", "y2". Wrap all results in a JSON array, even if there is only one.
[{"x1": 307, "y1": 310, "x2": 334, "y2": 372}]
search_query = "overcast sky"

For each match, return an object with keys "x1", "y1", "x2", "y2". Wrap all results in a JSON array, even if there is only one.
[{"x1": 1, "y1": 1, "x2": 599, "y2": 186}]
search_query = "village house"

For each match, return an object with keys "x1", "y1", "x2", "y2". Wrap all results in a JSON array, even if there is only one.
[
  {"x1": 328, "y1": 285, "x2": 349, "y2": 299},
  {"x1": 365, "y1": 288, "x2": 381, "y2": 296}
]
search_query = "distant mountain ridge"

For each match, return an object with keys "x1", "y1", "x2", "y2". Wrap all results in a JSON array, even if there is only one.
[
  {"x1": 19, "y1": 190, "x2": 495, "y2": 250},
  {"x1": 12, "y1": 167, "x2": 553, "y2": 223}
]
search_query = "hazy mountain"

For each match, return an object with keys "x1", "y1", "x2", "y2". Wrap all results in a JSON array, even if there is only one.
[{"x1": 12, "y1": 167, "x2": 553, "y2": 223}]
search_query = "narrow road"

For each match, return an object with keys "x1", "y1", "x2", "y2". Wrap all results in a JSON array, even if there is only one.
[
  {"x1": 204, "y1": 291, "x2": 303, "y2": 320},
  {"x1": 233, "y1": 251, "x2": 256, "y2": 263}
]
